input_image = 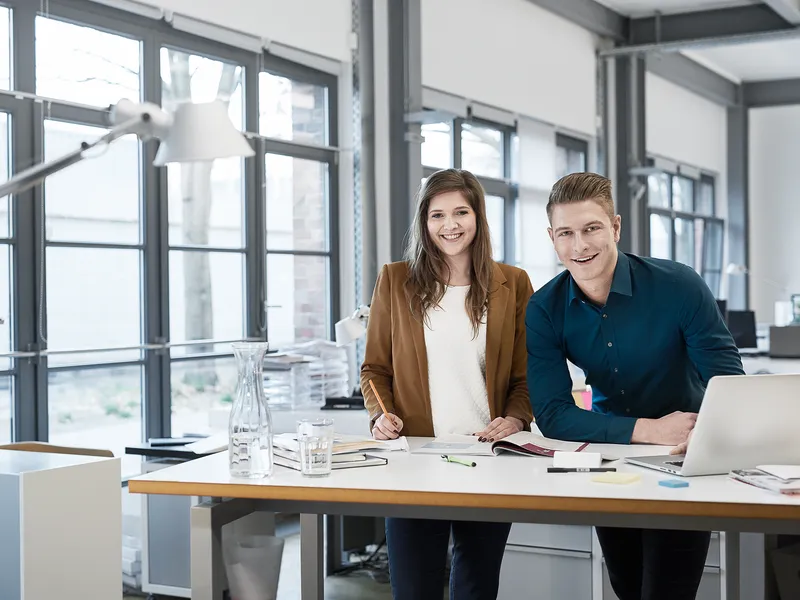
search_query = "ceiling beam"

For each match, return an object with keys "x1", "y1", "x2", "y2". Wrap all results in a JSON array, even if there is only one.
[
  {"x1": 762, "y1": 0, "x2": 800, "y2": 25},
  {"x1": 743, "y1": 78, "x2": 800, "y2": 107},
  {"x1": 628, "y1": 5, "x2": 795, "y2": 47},
  {"x1": 523, "y1": 0, "x2": 627, "y2": 41},
  {"x1": 645, "y1": 53, "x2": 740, "y2": 107}
]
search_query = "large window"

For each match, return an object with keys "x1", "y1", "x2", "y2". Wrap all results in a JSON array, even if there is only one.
[
  {"x1": 647, "y1": 166, "x2": 723, "y2": 296},
  {"x1": 421, "y1": 117, "x2": 514, "y2": 262},
  {"x1": 0, "y1": 2, "x2": 340, "y2": 465}
]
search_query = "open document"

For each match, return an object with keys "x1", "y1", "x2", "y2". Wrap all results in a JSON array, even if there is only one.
[{"x1": 412, "y1": 431, "x2": 616, "y2": 460}]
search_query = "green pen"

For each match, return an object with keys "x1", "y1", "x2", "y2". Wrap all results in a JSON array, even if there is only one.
[{"x1": 441, "y1": 454, "x2": 476, "y2": 467}]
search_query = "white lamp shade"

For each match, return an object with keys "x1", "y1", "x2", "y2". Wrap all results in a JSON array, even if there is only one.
[
  {"x1": 335, "y1": 317, "x2": 367, "y2": 347},
  {"x1": 153, "y1": 101, "x2": 254, "y2": 165}
]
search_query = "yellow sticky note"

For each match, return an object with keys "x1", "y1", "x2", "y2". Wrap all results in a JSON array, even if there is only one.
[{"x1": 592, "y1": 472, "x2": 641, "y2": 484}]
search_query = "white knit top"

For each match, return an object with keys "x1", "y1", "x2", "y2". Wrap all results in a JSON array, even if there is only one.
[{"x1": 423, "y1": 285, "x2": 491, "y2": 436}]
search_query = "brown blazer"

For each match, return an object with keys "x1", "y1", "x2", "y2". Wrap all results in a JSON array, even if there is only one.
[{"x1": 360, "y1": 261, "x2": 534, "y2": 437}]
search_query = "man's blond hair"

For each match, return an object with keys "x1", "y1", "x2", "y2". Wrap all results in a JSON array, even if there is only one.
[{"x1": 546, "y1": 172, "x2": 615, "y2": 222}]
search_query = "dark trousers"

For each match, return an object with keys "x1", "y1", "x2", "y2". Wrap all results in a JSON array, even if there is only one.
[
  {"x1": 385, "y1": 517, "x2": 511, "y2": 600},
  {"x1": 595, "y1": 527, "x2": 711, "y2": 600}
]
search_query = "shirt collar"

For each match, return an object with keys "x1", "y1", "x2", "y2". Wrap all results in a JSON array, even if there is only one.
[{"x1": 568, "y1": 251, "x2": 632, "y2": 305}]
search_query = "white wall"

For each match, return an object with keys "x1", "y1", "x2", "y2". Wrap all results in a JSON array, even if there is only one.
[
  {"x1": 646, "y1": 73, "x2": 728, "y2": 189},
  {"x1": 748, "y1": 106, "x2": 800, "y2": 322},
  {"x1": 132, "y1": 0, "x2": 353, "y2": 61},
  {"x1": 421, "y1": 0, "x2": 598, "y2": 135}
]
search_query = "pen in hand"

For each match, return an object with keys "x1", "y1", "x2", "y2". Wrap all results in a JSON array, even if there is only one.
[
  {"x1": 368, "y1": 379, "x2": 402, "y2": 438},
  {"x1": 442, "y1": 455, "x2": 476, "y2": 467}
]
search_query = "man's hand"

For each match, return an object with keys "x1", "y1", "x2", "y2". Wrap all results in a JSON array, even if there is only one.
[
  {"x1": 631, "y1": 411, "x2": 697, "y2": 445},
  {"x1": 474, "y1": 417, "x2": 524, "y2": 442},
  {"x1": 670, "y1": 429, "x2": 693, "y2": 455},
  {"x1": 372, "y1": 413, "x2": 404, "y2": 440}
]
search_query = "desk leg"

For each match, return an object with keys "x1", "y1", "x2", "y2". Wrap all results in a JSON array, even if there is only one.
[
  {"x1": 721, "y1": 531, "x2": 740, "y2": 600},
  {"x1": 300, "y1": 513, "x2": 324, "y2": 600}
]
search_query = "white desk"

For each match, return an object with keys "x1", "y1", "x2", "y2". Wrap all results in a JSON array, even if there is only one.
[
  {"x1": 128, "y1": 439, "x2": 800, "y2": 600},
  {"x1": 0, "y1": 450, "x2": 121, "y2": 600}
]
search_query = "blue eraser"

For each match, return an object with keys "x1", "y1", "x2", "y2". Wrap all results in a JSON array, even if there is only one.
[{"x1": 659, "y1": 479, "x2": 689, "y2": 488}]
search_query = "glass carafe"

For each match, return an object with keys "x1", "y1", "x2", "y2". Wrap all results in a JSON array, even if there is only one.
[{"x1": 228, "y1": 342, "x2": 273, "y2": 478}]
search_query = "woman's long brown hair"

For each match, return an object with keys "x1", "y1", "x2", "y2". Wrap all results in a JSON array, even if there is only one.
[{"x1": 403, "y1": 168, "x2": 494, "y2": 335}]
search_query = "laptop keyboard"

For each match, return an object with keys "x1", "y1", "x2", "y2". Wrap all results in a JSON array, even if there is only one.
[{"x1": 666, "y1": 460, "x2": 684, "y2": 467}]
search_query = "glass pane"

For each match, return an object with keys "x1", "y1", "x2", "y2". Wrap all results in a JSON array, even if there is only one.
[
  {"x1": 161, "y1": 48, "x2": 244, "y2": 130},
  {"x1": 267, "y1": 253, "x2": 329, "y2": 349},
  {"x1": 0, "y1": 376, "x2": 10, "y2": 444},
  {"x1": 259, "y1": 72, "x2": 327, "y2": 145},
  {"x1": 0, "y1": 245, "x2": 11, "y2": 371},
  {"x1": 0, "y1": 8, "x2": 9, "y2": 91},
  {"x1": 44, "y1": 120, "x2": 141, "y2": 244},
  {"x1": 48, "y1": 365, "x2": 143, "y2": 477},
  {"x1": 556, "y1": 147, "x2": 586, "y2": 178},
  {"x1": 703, "y1": 220, "x2": 724, "y2": 273},
  {"x1": 461, "y1": 123, "x2": 503, "y2": 179},
  {"x1": 672, "y1": 176, "x2": 694, "y2": 213},
  {"x1": 421, "y1": 122, "x2": 452, "y2": 168},
  {"x1": 694, "y1": 218, "x2": 704, "y2": 274},
  {"x1": 649, "y1": 213, "x2": 672, "y2": 260},
  {"x1": 36, "y1": 17, "x2": 141, "y2": 107},
  {"x1": 265, "y1": 155, "x2": 328, "y2": 251},
  {"x1": 46, "y1": 247, "x2": 141, "y2": 365},
  {"x1": 647, "y1": 174, "x2": 670, "y2": 209},
  {"x1": 486, "y1": 195, "x2": 505, "y2": 262},
  {"x1": 169, "y1": 251, "x2": 245, "y2": 345},
  {"x1": 674, "y1": 217, "x2": 695, "y2": 269},
  {"x1": 171, "y1": 357, "x2": 237, "y2": 437},
  {"x1": 167, "y1": 158, "x2": 244, "y2": 248},
  {"x1": 0, "y1": 112, "x2": 9, "y2": 237},
  {"x1": 697, "y1": 180, "x2": 714, "y2": 216},
  {"x1": 510, "y1": 134, "x2": 519, "y2": 182},
  {"x1": 705, "y1": 273, "x2": 721, "y2": 298}
]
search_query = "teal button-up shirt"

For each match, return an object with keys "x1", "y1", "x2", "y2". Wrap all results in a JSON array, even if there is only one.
[{"x1": 525, "y1": 252, "x2": 744, "y2": 444}]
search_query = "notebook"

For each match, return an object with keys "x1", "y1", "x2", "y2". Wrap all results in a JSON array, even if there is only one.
[
  {"x1": 412, "y1": 431, "x2": 617, "y2": 460},
  {"x1": 274, "y1": 454, "x2": 388, "y2": 471}
]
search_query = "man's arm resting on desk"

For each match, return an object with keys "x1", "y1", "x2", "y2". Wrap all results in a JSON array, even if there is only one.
[{"x1": 526, "y1": 303, "x2": 637, "y2": 444}]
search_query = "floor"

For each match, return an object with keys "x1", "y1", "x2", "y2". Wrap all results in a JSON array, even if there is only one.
[{"x1": 123, "y1": 519, "x2": 398, "y2": 600}]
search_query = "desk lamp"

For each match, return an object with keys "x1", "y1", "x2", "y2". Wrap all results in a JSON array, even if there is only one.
[
  {"x1": 334, "y1": 305, "x2": 370, "y2": 347},
  {"x1": 0, "y1": 97, "x2": 254, "y2": 198}
]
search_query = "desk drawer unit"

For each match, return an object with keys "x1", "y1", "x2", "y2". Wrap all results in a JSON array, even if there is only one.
[
  {"x1": 602, "y1": 561, "x2": 720, "y2": 600},
  {"x1": 507, "y1": 523, "x2": 593, "y2": 552},
  {"x1": 499, "y1": 544, "x2": 592, "y2": 600}
]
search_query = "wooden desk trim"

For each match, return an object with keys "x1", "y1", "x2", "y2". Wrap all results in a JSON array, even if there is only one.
[{"x1": 127, "y1": 479, "x2": 800, "y2": 522}]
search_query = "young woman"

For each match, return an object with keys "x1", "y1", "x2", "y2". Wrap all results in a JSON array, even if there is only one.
[{"x1": 361, "y1": 168, "x2": 534, "y2": 600}]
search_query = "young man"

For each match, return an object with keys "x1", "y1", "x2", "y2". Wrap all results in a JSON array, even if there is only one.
[{"x1": 525, "y1": 172, "x2": 743, "y2": 600}]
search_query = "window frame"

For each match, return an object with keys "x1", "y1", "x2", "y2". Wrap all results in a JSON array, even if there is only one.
[
  {"x1": 0, "y1": 0, "x2": 341, "y2": 444},
  {"x1": 645, "y1": 163, "x2": 724, "y2": 297}
]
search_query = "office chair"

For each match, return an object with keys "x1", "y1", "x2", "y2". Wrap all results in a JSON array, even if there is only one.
[{"x1": 727, "y1": 310, "x2": 758, "y2": 349}]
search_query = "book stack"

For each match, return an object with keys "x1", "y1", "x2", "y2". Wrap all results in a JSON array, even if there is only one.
[{"x1": 271, "y1": 433, "x2": 405, "y2": 471}]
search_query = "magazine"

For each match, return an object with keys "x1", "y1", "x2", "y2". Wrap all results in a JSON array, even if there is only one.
[
  {"x1": 412, "y1": 431, "x2": 617, "y2": 460},
  {"x1": 729, "y1": 468, "x2": 800, "y2": 495}
]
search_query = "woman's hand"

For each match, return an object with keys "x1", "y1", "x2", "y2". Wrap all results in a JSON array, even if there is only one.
[
  {"x1": 373, "y1": 414, "x2": 404, "y2": 440},
  {"x1": 474, "y1": 416, "x2": 524, "y2": 442}
]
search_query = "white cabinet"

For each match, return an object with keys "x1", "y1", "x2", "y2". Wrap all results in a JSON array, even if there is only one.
[{"x1": 499, "y1": 544, "x2": 592, "y2": 600}]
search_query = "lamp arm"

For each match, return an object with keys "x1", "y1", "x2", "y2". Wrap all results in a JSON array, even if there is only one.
[{"x1": 0, "y1": 114, "x2": 148, "y2": 199}]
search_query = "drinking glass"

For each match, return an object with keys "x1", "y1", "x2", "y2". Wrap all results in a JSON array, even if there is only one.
[{"x1": 296, "y1": 418, "x2": 334, "y2": 477}]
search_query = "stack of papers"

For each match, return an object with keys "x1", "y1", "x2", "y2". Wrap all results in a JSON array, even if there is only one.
[{"x1": 730, "y1": 464, "x2": 800, "y2": 495}]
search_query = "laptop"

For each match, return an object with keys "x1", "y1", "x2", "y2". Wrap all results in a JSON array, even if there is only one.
[{"x1": 625, "y1": 374, "x2": 800, "y2": 476}]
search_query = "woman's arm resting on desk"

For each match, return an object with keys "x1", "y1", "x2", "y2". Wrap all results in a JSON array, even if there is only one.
[{"x1": 360, "y1": 265, "x2": 397, "y2": 431}]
